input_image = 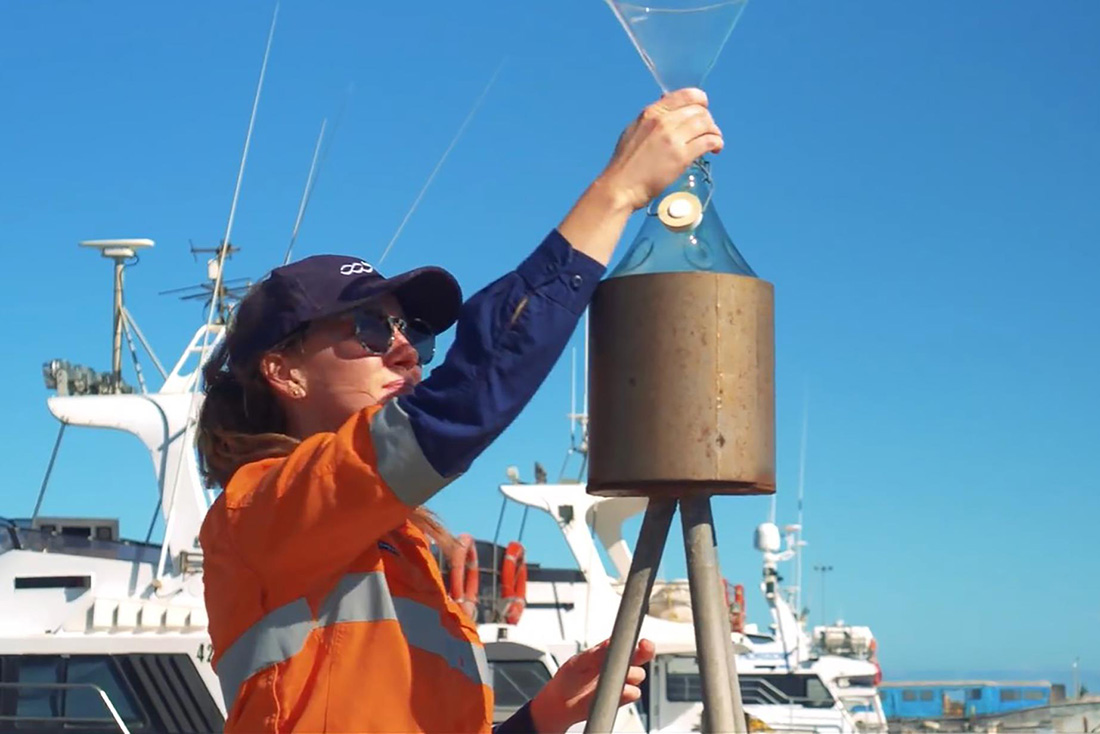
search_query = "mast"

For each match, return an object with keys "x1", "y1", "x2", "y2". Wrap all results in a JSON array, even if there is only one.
[{"x1": 794, "y1": 387, "x2": 808, "y2": 615}]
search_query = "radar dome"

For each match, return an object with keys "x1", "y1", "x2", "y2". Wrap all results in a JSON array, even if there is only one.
[{"x1": 754, "y1": 522, "x2": 781, "y2": 553}]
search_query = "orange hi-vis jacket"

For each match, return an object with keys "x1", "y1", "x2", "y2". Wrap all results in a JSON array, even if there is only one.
[
  {"x1": 200, "y1": 231, "x2": 605, "y2": 733},
  {"x1": 201, "y1": 406, "x2": 493, "y2": 733}
]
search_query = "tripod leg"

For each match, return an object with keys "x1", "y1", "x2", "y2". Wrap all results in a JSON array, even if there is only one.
[
  {"x1": 681, "y1": 495, "x2": 744, "y2": 733},
  {"x1": 721, "y1": 566, "x2": 746, "y2": 731},
  {"x1": 584, "y1": 497, "x2": 677, "y2": 734}
]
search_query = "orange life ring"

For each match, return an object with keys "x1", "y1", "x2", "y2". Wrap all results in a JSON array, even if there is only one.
[
  {"x1": 500, "y1": 541, "x2": 527, "y2": 625},
  {"x1": 448, "y1": 533, "x2": 479, "y2": 621}
]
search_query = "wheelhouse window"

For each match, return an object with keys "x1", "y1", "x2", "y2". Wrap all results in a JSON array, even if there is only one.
[
  {"x1": 0, "y1": 524, "x2": 16, "y2": 555},
  {"x1": 1000, "y1": 689, "x2": 1020, "y2": 702},
  {"x1": 969, "y1": 688, "x2": 982, "y2": 700},
  {"x1": 666, "y1": 657, "x2": 703, "y2": 702},
  {"x1": 665, "y1": 657, "x2": 835, "y2": 709},
  {"x1": 902, "y1": 690, "x2": 918, "y2": 702},
  {"x1": 1, "y1": 652, "x2": 224, "y2": 733},
  {"x1": 920, "y1": 690, "x2": 933, "y2": 702},
  {"x1": 1024, "y1": 689, "x2": 1046, "y2": 701},
  {"x1": 490, "y1": 660, "x2": 552, "y2": 709},
  {"x1": 7, "y1": 655, "x2": 143, "y2": 727},
  {"x1": 840, "y1": 675, "x2": 877, "y2": 688}
]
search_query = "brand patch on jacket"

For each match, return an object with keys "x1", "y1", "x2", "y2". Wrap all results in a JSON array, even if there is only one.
[{"x1": 378, "y1": 541, "x2": 399, "y2": 556}]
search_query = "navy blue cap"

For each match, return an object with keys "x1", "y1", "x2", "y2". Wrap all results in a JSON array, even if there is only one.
[{"x1": 225, "y1": 254, "x2": 462, "y2": 369}]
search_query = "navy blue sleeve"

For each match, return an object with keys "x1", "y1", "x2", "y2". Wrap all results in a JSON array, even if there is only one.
[
  {"x1": 396, "y1": 229, "x2": 604, "y2": 478},
  {"x1": 493, "y1": 701, "x2": 537, "y2": 734}
]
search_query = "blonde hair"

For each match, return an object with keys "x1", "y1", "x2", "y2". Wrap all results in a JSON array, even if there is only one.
[{"x1": 196, "y1": 312, "x2": 451, "y2": 551}]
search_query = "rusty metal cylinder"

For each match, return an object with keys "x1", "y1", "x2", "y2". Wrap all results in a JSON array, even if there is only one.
[{"x1": 587, "y1": 272, "x2": 776, "y2": 497}]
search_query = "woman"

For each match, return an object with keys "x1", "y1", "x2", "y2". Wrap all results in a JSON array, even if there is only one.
[{"x1": 197, "y1": 87, "x2": 723, "y2": 733}]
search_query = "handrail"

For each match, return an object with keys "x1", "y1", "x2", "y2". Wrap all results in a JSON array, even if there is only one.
[
  {"x1": 0, "y1": 681, "x2": 132, "y2": 734},
  {"x1": 0, "y1": 516, "x2": 20, "y2": 551},
  {"x1": 740, "y1": 676, "x2": 836, "y2": 709},
  {"x1": 741, "y1": 676, "x2": 792, "y2": 706},
  {"x1": 4, "y1": 524, "x2": 160, "y2": 563}
]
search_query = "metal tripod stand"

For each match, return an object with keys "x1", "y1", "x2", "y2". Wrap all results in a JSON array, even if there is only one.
[{"x1": 584, "y1": 495, "x2": 746, "y2": 734}]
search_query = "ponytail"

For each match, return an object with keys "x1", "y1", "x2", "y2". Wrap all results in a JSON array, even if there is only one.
[{"x1": 196, "y1": 340, "x2": 299, "y2": 489}]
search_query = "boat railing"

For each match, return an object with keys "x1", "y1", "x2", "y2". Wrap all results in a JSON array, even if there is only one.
[
  {"x1": 0, "y1": 681, "x2": 133, "y2": 734},
  {"x1": 741, "y1": 676, "x2": 839, "y2": 712},
  {"x1": 742, "y1": 676, "x2": 803, "y2": 706},
  {"x1": 0, "y1": 523, "x2": 161, "y2": 564},
  {"x1": 0, "y1": 518, "x2": 18, "y2": 554}
]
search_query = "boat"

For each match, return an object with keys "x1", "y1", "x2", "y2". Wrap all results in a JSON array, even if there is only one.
[
  {"x1": 1, "y1": 239, "x2": 228, "y2": 733},
  {"x1": 3, "y1": 234, "x2": 892, "y2": 734}
]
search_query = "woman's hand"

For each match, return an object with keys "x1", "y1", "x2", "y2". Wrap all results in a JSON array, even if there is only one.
[
  {"x1": 527, "y1": 638, "x2": 657, "y2": 734},
  {"x1": 559, "y1": 88, "x2": 722, "y2": 267},
  {"x1": 600, "y1": 87, "x2": 723, "y2": 212}
]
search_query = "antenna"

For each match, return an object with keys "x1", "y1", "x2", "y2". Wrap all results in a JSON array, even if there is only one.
[
  {"x1": 795, "y1": 382, "x2": 809, "y2": 614},
  {"x1": 558, "y1": 320, "x2": 592, "y2": 482},
  {"x1": 280, "y1": 81, "x2": 357, "y2": 267},
  {"x1": 157, "y1": 239, "x2": 251, "y2": 323},
  {"x1": 377, "y1": 58, "x2": 506, "y2": 266},
  {"x1": 197, "y1": 0, "x2": 277, "y2": 364},
  {"x1": 78, "y1": 239, "x2": 155, "y2": 390},
  {"x1": 155, "y1": 3, "x2": 278, "y2": 584},
  {"x1": 283, "y1": 117, "x2": 327, "y2": 266},
  {"x1": 158, "y1": 271, "x2": 253, "y2": 322},
  {"x1": 582, "y1": 308, "x2": 590, "y2": 448},
  {"x1": 570, "y1": 346, "x2": 577, "y2": 445}
]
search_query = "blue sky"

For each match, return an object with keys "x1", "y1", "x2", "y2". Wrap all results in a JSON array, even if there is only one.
[{"x1": 2, "y1": 1, "x2": 1097, "y2": 689}]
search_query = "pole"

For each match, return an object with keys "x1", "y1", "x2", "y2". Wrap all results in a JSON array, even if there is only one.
[
  {"x1": 814, "y1": 564, "x2": 833, "y2": 627},
  {"x1": 585, "y1": 498, "x2": 677, "y2": 734},
  {"x1": 112, "y1": 258, "x2": 124, "y2": 384},
  {"x1": 121, "y1": 307, "x2": 168, "y2": 379},
  {"x1": 31, "y1": 424, "x2": 67, "y2": 523},
  {"x1": 681, "y1": 496, "x2": 742, "y2": 733}
]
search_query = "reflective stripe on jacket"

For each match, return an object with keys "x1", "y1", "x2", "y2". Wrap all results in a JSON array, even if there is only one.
[{"x1": 200, "y1": 231, "x2": 605, "y2": 733}]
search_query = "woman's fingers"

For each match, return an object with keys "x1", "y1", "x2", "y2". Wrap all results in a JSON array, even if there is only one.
[
  {"x1": 654, "y1": 102, "x2": 710, "y2": 131},
  {"x1": 649, "y1": 87, "x2": 709, "y2": 116},
  {"x1": 619, "y1": 684, "x2": 643, "y2": 705},
  {"x1": 631, "y1": 639, "x2": 657, "y2": 665},
  {"x1": 574, "y1": 638, "x2": 655, "y2": 671},
  {"x1": 688, "y1": 132, "x2": 725, "y2": 158},
  {"x1": 675, "y1": 107, "x2": 721, "y2": 144}
]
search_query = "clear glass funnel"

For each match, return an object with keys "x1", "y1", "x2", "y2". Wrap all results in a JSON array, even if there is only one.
[
  {"x1": 603, "y1": 0, "x2": 755, "y2": 279},
  {"x1": 606, "y1": 0, "x2": 749, "y2": 92}
]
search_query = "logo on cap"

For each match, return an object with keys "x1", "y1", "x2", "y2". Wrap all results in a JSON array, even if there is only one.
[{"x1": 340, "y1": 261, "x2": 375, "y2": 276}]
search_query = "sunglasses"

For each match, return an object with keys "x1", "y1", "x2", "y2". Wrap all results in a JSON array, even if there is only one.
[{"x1": 351, "y1": 308, "x2": 436, "y2": 365}]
